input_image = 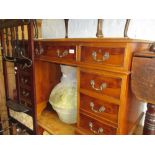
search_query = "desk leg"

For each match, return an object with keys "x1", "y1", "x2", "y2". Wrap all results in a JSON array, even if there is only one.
[{"x1": 143, "y1": 103, "x2": 155, "y2": 135}]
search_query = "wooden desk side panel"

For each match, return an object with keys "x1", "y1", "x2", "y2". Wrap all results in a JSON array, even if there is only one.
[
  {"x1": 127, "y1": 76, "x2": 145, "y2": 134},
  {"x1": 34, "y1": 60, "x2": 61, "y2": 117},
  {"x1": 117, "y1": 42, "x2": 149, "y2": 135},
  {"x1": 34, "y1": 40, "x2": 150, "y2": 135},
  {"x1": 118, "y1": 74, "x2": 145, "y2": 135},
  {"x1": 125, "y1": 43, "x2": 150, "y2": 134}
]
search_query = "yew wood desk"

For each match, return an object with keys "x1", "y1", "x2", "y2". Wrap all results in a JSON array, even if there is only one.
[{"x1": 32, "y1": 38, "x2": 151, "y2": 135}]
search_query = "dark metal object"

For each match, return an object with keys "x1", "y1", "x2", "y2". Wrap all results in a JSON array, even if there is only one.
[
  {"x1": 6, "y1": 99, "x2": 30, "y2": 113},
  {"x1": 2, "y1": 51, "x2": 32, "y2": 70},
  {"x1": 64, "y1": 19, "x2": 69, "y2": 38},
  {"x1": 124, "y1": 19, "x2": 131, "y2": 38},
  {"x1": 96, "y1": 19, "x2": 103, "y2": 38},
  {"x1": 0, "y1": 19, "x2": 37, "y2": 135},
  {"x1": 1, "y1": 25, "x2": 32, "y2": 68}
]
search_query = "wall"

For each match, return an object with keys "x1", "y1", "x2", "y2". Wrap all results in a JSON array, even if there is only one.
[
  {"x1": 41, "y1": 19, "x2": 155, "y2": 40},
  {"x1": 41, "y1": 19, "x2": 126, "y2": 38}
]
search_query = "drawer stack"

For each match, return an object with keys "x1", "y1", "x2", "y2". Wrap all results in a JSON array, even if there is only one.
[
  {"x1": 76, "y1": 45, "x2": 127, "y2": 135},
  {"x1": 78, "y1": 69, "x2": 122, "y2": 135}
]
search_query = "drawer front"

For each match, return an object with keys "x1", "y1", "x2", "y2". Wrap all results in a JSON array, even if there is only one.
[
  {"x1": 80, "y1": 94, "x2": 119, "y2": 123},
  {"x1": 81, "y1": 46, "x2": 125, "y2": 67},
  {"x1": 80, "y1": 71, "x2": 122, "y2": 99},
  {"x1": 79, "y1": 113, "x2": 117, "y2": 135},
  {"x1": 42, "y1": 45, "x2": 76, "y2": 61}
]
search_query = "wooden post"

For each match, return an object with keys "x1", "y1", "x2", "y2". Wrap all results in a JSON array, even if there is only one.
[
  {"x1": 143, "y1": 103, "x2": 155, "y2": 134},
  {"x1": 124, "y1": 19, "x2": 130, "y2": 38},
  {"x1": 96, "y1": 19, "x2": 103, "y2": 38},
  {"x1": 0, "y1": 46, "x2": 9, "y2": 135},
  {"x1": 64, "y1": 19, "x2": 69, "y2": 38}
]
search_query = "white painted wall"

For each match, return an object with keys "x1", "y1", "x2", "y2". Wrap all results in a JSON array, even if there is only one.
[
  {"x1": 42, "y1": 19, "x2": 126, "y2": 38},
  {"x1": 41, "y1": 19, "x2": 155, "y2": 40}
]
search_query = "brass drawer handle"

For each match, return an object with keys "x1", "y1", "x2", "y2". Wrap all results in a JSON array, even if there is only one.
[
  {"x1": 92, "y1": 51, "x2": 110, "y2": 62},
  {"x1": 90, "y1": 80, "x2": 107, "y2": 91},
  {"x1": 90, "y1": 102, "x2": 105, "y2": 113},
  {"x1": 89, "y1": 122, "x2": 104, "y2": 134},
  {"x1": 57, "y1": 49, "x2": 69, "y2": 58},
  {"x1": 21, "y1": 78, "x2": 28, "y2": 84},
  {"x1": 22, "y1": 91, "x2": 30, "y2": 97}
]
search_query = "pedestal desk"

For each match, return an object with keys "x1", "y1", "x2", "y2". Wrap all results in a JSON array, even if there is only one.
[{"x1": 33, "y1": 38, "x2": 151, "y2": 135}]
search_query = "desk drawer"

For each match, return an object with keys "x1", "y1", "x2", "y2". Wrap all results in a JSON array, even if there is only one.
[
  {"x1": 80, "y1": 94, "x2": 119, "y2": 123},
  {"x1": 81, "y1": 46, "x2": 125, "y2": 67},
  {"x1": 42, "y1": 45, "x2": 76, "y2": 61},
  {"x1": 79, "y1": 113, "x2": 117, "y2": 135},
  {"x1": 80, "y1": 71, "x2": 122, "y2": 99}
]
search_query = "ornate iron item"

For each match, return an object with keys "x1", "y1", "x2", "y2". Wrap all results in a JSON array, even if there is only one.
[
  {"x1": 64, "y1": 19, "x2": 69, "y2": 38},
  {"x1": 89, "y1": 122, "x2": 104, "y2": 134},
  {"x1": 90, "y1": 80, "x2": 107, "y2": 91},
  {"x1": 90, "y1": 102, "x2": 105, "y2": 113},
  {"x1": 92, "y1": 50, "x2": 110, "y2": 62},
  {"x1": 124, "y1": 19, "x2": 131, "y2": 38},
  {"x1": 96, "y1": 19, "x2": 104, "y2": 38}
]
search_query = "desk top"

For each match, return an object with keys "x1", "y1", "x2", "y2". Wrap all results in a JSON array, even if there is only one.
[{"x1": 34, "y1": 38, "x2": 153, "y2": 43}]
